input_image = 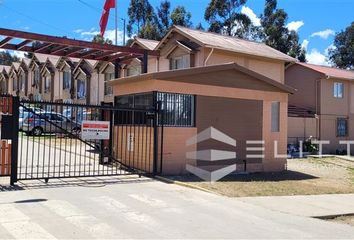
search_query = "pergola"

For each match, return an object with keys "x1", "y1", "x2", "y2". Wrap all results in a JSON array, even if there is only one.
[{"x1": 0, "y1": 28, "x2": 159, "y2": 76}]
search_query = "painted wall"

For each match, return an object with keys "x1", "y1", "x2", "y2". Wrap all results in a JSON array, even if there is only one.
[{"x1": 288, "y1": 117, "x2": 317, "y2": 144}]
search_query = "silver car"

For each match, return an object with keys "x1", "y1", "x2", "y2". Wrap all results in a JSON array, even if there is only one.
[{"x1": 22, "y1": 112, "x2": 81, "y2": 136}]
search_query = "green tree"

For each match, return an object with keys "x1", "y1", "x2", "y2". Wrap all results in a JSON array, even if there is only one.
[
  {"x1": 171, "y1": 6, "x2": 192, "y2": 27},
  {"x1": 0, "y1": 51, "x2": 19, "y2": 66},
  {"x1": 204, "y1": 0, "x2": 251, "y2": 38},
  {"x1": 195, "y1": 23, "x2": 205, "y2": 30},
  {"x1": 127, "y1": 0, "x2": 156, "y2": 36},
  {"x1": 92, "y1": 34, "x2": 113, "y2": 44},
  {"x1": 25, "y1": 41, "x2": 42, "y2": 59},
  {"x1": 329, "y1": 22, "x2": 354, "y2": 69},
  {"x1": 260, "y1": 0, "x2": 306, "y2": 61},
  {"x1": 157, "y1": 0, "x2": 171, "y2": 35}
]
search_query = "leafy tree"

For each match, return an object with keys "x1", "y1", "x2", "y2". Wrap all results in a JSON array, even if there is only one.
[
  {"x1": 127, "y1": 0, "x2": 156, "y2": 37},
  {"x1": 92, "y1": 34, "x2": 113, "y2": 44},
  {"x1": 204, "y1": 0, "x2": 251, "y2": 38},
  {"x1": 260, "y1": 0, "x2": 306, "y2": 61},
  {"x1": 138, "y1": 21, "x2": 161, "y2": 40},
  {"x1": 329, "y1": 22, "x2": 354, "y2": 69},
  {"x1": 171, "y1": 6, "x2": 192, "y2": 27},
  {"x1": 0, "y1": 51, "x2": 19, "y2": 66},
  {"x1": 157, "y1": 0, "x2": 171, "y2": 35},
  {"x1": 25, "y1": 41, "x2": 42, "y2": 59}
]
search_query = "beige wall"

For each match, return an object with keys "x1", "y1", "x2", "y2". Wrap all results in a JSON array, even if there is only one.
[
  {"x1": 288, "y1": 117, "x2": 317, "y2": 144},
  {"x1": 112, "y1": 73, "x2": 289, "y2": 175},
  {"x1": 285, "y1": 64, "x2": 322, "y2": 110}
]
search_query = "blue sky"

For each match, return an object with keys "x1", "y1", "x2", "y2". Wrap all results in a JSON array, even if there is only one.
[{"x1": 0, "y1": 0, "x2": 353, "y2": 65}]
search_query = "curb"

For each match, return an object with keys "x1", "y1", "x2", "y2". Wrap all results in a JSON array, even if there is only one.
[{"x1": 154, "y1": 176, "x2": 219, "y2": 195}]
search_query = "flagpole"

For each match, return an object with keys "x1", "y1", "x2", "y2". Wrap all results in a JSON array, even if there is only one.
[{"x1": 115, "y1": 0, "x2": 117, "y2": 45}]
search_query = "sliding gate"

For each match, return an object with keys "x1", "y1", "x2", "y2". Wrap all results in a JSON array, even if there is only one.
[{"x1": 7, "y1": 97, "x2": 162, "y2": 185}]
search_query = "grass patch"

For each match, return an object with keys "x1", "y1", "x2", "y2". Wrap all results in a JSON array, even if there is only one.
[{"x1": 167, "y1": 158, "x2": 354, "y2": 197}]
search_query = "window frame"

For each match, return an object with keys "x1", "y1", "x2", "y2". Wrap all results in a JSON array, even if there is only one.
[
  {"x1": 104, "y1": 72, "x2": 114, "y2": 96},
  {"x1": 76, "y1": 79, "x2": 86, "y2": 99},
  {"x1": 271, "y1": 101, "x2": 280, "y2": 132},
  {"x1": 334, "y1": 82, "x2": 344, "y2": 98},
  {"x1": 44, "y1": 75, "x2": 51, "y2": 93},
  {"x1": 63, "y1": 71, "x2": 71, "y2": 90},
  {"x1": 336, "y1": 118, "x2": 348, "y2": 137}
]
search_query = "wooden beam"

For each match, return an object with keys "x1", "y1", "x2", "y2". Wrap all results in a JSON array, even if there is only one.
[
  {"x1": 50, "y1": 45, "x2": 69, "y2": 54},
  {"x1": 34, "y1": 43, "x2": 54, "y2": 53},
  {"x1": 94, "y1": 51, "x2": 116, "y2": 60},
  {"x1": 0, "y1": 28, "x2": 159, "y2": 56},
  {"x1": 106, "y1": 53, "x2": 140, "y2": 62},
  {"x1": 77, "y1": 49, "x2": 101, "y2": 58},
  {"x1": 16, "y1": 40, "x2": 32, "y2": 50},
  {"x1": 65, "y1": 48, "x2": 84, "y2": 57},
  {"x1": 0, "y1": 37, "x2": 13, "y2": 47}
]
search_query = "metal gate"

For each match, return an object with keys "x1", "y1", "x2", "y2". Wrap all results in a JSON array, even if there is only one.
[{"x1": 6, "y1": 96, "x2": 162, "y2": 185}]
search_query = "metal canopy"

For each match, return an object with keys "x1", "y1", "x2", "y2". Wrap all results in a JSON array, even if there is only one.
[{"x1": 0, "y1": 28, "x2": 159, "y2": 63}]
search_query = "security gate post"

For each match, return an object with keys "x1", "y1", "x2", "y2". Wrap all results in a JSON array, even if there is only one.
[
  {"x1": 10, "y1": 96, "x2": 19, "y2": 185},
  {"x1": 153, "y1": 92, "x2": 159, "y2": 175}
]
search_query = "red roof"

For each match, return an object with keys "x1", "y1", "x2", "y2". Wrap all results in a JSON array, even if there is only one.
[{"x1": 298, "y1": 62, "x2": 354, "y2": 80}]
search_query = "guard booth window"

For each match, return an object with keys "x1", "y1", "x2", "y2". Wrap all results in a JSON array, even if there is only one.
[{"x1": 115, "y1": 92, "x2": 195, "y2": 127}]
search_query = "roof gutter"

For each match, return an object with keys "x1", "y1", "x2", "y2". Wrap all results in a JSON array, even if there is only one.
[{"x1": 204, "y1": 48, "x2": 214, "y2": 66}]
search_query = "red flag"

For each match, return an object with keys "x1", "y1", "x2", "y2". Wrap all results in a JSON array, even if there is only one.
[{"x1": 100, "y1": 0, "x2": 116, "y2": 37}]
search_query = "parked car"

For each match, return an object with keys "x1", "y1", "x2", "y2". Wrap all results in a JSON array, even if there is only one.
[
  {"x1": 22, "y1": 112, "x2": 81, "y2": 136},
  {"x1": 19, "y1": 107, "x2": 45, "y2": 131}
]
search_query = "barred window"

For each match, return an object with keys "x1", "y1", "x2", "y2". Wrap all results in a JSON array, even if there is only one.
[
  {"x1": 115, "y1": 92, "x2": 195, "y2": 127},
  {"x1": 337, "y1": 118, "x2": 348, "y2": 137}
]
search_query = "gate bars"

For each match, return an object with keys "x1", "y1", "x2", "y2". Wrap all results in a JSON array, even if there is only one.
[{"x1": 4, "y1": 96, "x2": 163, "y2": 185}]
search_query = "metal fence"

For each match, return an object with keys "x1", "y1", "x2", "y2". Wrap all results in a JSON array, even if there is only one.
[{"x1": 7, "y1": 97, "x2": 163, "y2": 184}]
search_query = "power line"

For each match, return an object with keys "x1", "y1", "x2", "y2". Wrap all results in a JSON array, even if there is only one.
[{"x1": 0, "y1": 3, "x2": 71, "y2": 36}]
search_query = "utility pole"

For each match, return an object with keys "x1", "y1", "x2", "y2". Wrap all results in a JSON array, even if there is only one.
[
  {"x1": 115, "y1": 0, "x2": 118, "y2": 45},
  {"x1": 121, "y1": 18, "x2": 126, "y2": 46}
]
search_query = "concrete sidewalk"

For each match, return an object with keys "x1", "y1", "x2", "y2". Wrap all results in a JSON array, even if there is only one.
[{"x1": 239, "y1": 194, "x2": 354, "y2": 217}]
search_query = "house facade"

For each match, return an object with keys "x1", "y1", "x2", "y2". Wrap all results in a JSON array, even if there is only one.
[
  {"x1": 286, "y1": 62, "x2": 354, "y2": 154},
  {"x1": 109, "y1": 26, "x2": 296, "y2": 175}
]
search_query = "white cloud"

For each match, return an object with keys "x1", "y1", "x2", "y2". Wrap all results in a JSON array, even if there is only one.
[
  {"x1": 286, "y1": 21, "x2": 304, "y2": 32},
  {"x1": 301, "y1": 39, "x2": 309, "y2": 50},
  {"x1": 73, "y1": 29, "x2": 84, "y2": 34},
  {"x1": 13, "y1": 51, "x2": 25, "y2": 59},
  {"x1": 78, "y1": 28, "x2": 127, "y2": 45},
  {"x1": 311, "y1": 29, "x2": 335, "y2": 39},
  {"x1": 241, "y1": 6, "x2": 261, "y2": 27},
  {"x1": 305, "y1": 45, "x2": 335, "y2": 66}
]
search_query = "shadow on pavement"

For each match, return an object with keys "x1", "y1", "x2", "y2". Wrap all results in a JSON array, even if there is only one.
[
  {"x1": 167, "y1": 170, "x2": 318, "y2": 183},
  {"x1": 0, "y1": 175, "x2": 154, "y2": 191}
]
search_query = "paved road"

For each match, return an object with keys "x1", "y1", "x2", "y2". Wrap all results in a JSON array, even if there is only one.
[
  {"x1": 239, "y1": 194, "x2": 354, "y2": 217},
  {"x1": 0, "y1": 176, "x2": 354, "y2": 239}
]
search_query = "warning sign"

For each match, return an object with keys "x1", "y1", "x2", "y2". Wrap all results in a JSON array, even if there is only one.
[{"x1": 81, "y1": 121, "x2": 110, "y2": 140}]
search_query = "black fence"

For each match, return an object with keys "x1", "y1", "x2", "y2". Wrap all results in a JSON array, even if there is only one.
[{"x1": 5, "y1": 97, "x2": 163, "y2": 184}]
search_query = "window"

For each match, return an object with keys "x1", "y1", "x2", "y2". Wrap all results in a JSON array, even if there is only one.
[
  {"x1": 170, "y1": 55, "x2": 190, "y2": 70},
  {"x1": 63, "y1": 71, "x2": 71, "y2": 90},
  {"x1": 104, "y1": 73, "x2": 114, "y2": 96},
  {"x1": 115, "y1": 92, "x2": 195, "y2": 127},
  {"x1": 334, "y1": 82, "x2": 344, "y2": 98},
  {"x1": 44, "y1": 76, "x2": 51, "y2": 93},
  {"x1": 271, "y1": 102, "x2": 280, "y2": 132},
  {"x1": 337, "y1": 118, "x2": 348, "y2": 137},
  {"x1": 127, "y1": 65, "x2": 141, "y2": 77},
  {"x1": 19, "y1": 74, "x2": 26, "y2": 92},
  {"x1": 157, "y1": 92, "x2": 194, "y2": 127},
  {"x1": 33, "y1": 69, "x2": 40, "y2": 86},
  {"x1": 77, "y1": 79, "x2": 86, "y2": 99},
  {"x1": 13, "y1": 77, "x2": 18, "y2": 91}
]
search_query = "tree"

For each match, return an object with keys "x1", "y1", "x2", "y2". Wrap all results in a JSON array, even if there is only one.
[
  {"x1": 157, "y1": 0, "x2": 171, "y2": 35},
  {"x1": 0, "y1": 51, "x2": 19, "y2": 66},
  {"x1": 329, "y1": 22, "x2": 354, "y2": 69},
  {"x1": 204, "y1": 0, "x2": 251, "y2": 38},
  {"x1": 25, "y1": 41, "x2": 42, "y2": 59},
  {"x1": 171, "y1": 6, "x2": 192, "y2": 27},
  {"x1": 127, "y1": 0, "x2": 156, "y2": 37},
  {"x1": 92, "y1": 34, "x2": 113, "y2": 44},
  {"x1": 260, "y1": 0, "x2": 306, "y2": 61}
]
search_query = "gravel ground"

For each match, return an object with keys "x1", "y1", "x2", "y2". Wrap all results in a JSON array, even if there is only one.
[{"x1": 168, "y1": 157, "x2": 354, "y2": 197}]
